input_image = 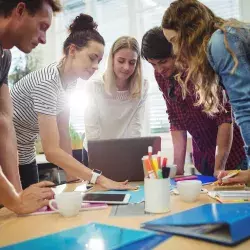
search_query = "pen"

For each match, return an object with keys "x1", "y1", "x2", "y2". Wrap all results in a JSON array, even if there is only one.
[
  {"x1": 222, "y1": 170, "x2": 240, "y2": 181},
  {"x1": 46, "y1": 179, "x2": 81, "y2": 188},
  {"x1": 213, "y1": 170, "x2": 241, "y2": 185}
]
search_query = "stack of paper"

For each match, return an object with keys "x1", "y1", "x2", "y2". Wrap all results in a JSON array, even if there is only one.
[{"x1": 208, "y1": 191, "x2": 250, "y2": 203}]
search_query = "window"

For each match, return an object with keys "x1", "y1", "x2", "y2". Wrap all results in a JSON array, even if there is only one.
[
  {"x1": 66, "y1": 0, "x2": 240, "y2": 134},
  {"x1": 9, "y1": 0, "x2": 241, "y2": 135}
]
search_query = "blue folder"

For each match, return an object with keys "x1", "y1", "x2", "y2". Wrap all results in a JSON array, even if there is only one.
[
  {"x1": 142, "y1": 203, "x2": 250, "y2": 246},
  {"x1": 1, "y1": 223, "x2": 170, "y2": 250}
]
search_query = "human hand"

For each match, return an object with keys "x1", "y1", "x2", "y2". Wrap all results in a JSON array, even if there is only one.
[
  {"x1": 96, "y1": 176, "x2": 137, "y2": 190},
  {"x1": 217, "y1": 170, "x2": 250, "y2": 185},
  {"x1": 13, "y1": 181, "x2": 55, "y2": 214}
]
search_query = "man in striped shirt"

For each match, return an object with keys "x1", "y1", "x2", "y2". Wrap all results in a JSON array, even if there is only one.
[
  {"x1": 141, "y1": 27, "x2": 247, "y2": 177},
  {"x1": 0, "y1": 1, "x2": 61, "y2": 214}
]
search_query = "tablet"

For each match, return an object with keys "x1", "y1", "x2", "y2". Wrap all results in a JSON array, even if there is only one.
[{"x1": 82, "y1": 193, "x2": 130, "y2": 204}]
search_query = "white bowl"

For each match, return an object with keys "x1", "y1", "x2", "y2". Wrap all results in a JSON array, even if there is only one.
[{"x1": 177, "y1": 180, "x2": 202, "y2": 203}]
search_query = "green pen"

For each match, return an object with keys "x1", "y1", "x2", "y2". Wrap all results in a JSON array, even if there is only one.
[{"x1": 157, "y1": 169, "x2": 163, "y2": 179}]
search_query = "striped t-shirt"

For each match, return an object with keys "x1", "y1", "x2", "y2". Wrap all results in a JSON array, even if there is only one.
[{"x1": 11, "y1": 62, "x2": 76, "y2": 165}]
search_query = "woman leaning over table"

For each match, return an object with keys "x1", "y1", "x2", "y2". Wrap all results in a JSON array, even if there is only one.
[
  {"x1": 11, "y1": 14, "x2": 135, "y2": 191},
  {"x1": 161, "y1": 0, "x2": 250, "y2": 167},
  {"x1": 84, "y1": 36, "x2": 148, "y2": 142}
]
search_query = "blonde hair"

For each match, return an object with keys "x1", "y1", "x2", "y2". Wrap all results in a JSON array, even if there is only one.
[
  {"x1": 104, "y1": 36, "x2": 142, "y2": 98},
  {"x1": 162, "y1": 0, "x2": 246, "y2": 115}
]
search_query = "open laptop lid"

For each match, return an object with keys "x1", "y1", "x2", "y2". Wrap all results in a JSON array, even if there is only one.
[{"x1": 88, "y1": 137, "x2": 161, "y2": 182}]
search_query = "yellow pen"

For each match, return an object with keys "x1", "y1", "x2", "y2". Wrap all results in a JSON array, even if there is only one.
[{"x1": 221, "y1": 170, "x2": 241, "y2": 182}]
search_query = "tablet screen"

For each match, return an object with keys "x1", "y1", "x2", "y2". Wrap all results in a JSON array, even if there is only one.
[{"x1": 83, "y1": 193, "x2": 126, "y2": 202}]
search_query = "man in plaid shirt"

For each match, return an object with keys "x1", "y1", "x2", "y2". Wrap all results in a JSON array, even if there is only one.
[{"x1": 141, "y1": 27, "x2": 247, "y2": 177}]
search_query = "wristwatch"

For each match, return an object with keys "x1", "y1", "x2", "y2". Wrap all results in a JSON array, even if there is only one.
[{"x1": 90, "y1": 169, "x2": 102, "y2": 184}]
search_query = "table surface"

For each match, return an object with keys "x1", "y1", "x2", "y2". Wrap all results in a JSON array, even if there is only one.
[{"x1": 0, "y1": 183, "x2": 249, "y2": 250}]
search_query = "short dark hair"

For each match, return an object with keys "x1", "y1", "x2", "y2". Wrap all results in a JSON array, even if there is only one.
[
  {"x1": 63, "y1": 14, "x2": 105, "y2": 56},
  {"x1": 0, "y1": 0, "x2": 62, "y2": 17},
  {"x1": 141, "y1": 27, "x2": 173, "y2": 60}
]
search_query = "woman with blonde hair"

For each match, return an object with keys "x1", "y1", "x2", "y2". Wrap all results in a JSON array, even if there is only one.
[
  {"x1": 84, "y1": 36, "x2": 148, "y2": 141},
  {"x1": 161, "y1": 0, "x2": 250, "y2": 166}
]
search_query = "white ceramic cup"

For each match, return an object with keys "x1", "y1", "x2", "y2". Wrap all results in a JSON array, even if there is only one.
[
  {"x1": 49, "y1": 192, "x2": 83, "y2": 217},
  {"x1": 144, "y1": 178, "x2": 170, "y2": 213},
  {"x1": 177, "y1": 180, "x2": 202, "y2": 203}
]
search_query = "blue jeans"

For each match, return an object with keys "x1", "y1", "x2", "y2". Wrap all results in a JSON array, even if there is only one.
[{"x1": 207, "y1": 27, "x2": 250, "y2": 168}]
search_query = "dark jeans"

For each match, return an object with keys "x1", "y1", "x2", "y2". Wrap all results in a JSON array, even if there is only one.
[
  {"x1": 19, "y1": 161, "x2": 39, "y2": 189},
  {"x1": 19, "y1": 149, "x2": 89, "y2": 189}
]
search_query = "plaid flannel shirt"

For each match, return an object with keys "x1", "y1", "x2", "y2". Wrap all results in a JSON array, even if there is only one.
[{"x1": 155, "y1": 71, "x2": 246, "y2": 175}]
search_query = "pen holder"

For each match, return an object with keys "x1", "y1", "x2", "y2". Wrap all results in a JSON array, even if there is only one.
[{"x1": 144, "y1": 178, "x2": 170, "y2": 214}]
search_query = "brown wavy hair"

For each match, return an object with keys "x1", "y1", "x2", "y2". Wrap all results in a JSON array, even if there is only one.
[{"x1": 162, "y1": 0, "x2": 242, "y2": 115}]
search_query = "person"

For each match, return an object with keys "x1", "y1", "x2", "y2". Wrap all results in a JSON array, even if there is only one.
[
  {"x1": 84, "y1": 36, "x2": 148, "y2": 142},
  {"x1": 11, "y1": 14, "x2": 135, "y2": 191},
  {"x1": 0, "y1": 0, "x2": 60, "y2": 214},
  {"x1": 218, "y1": 170, "x2": 250, "y2": 185},
  {"x1": 141, "y1": 27, "x2": 247, "y2": 176},
  {"x1": 161, "y1": 0, "x2": 250, "y2": 167}
]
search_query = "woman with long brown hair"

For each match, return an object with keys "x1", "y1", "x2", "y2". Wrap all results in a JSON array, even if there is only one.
[
  {"x1": 11, "y1": 14, "x2": 135, "y2": 191},
  {"x1": 161, "y1": 0, "x2": 250, "y2": 168}
]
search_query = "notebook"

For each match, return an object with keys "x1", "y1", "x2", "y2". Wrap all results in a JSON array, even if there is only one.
[
  {"x1": 142, "y1": 203, "x2": 250, "y2": 246},
  {"x1": 1, "y1": 223, "x2": 169, "y2": 250},
  {"x1": 208, "y1": 191, "x2": 250, "y2": 203}
]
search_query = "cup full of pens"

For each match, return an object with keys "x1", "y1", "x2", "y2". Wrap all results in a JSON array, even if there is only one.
[{"x1": 143, "y1": 146, "x2": 176, "y2": 214}]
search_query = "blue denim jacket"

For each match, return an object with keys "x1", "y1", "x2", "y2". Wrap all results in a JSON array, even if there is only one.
[{"x1": 207, "y1": 27, "x2": 250, "y2": 163}]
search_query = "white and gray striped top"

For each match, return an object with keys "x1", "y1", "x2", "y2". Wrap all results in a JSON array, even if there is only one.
[{"x1": 11, "y1": 62, "x2": 76, "y2": 165}]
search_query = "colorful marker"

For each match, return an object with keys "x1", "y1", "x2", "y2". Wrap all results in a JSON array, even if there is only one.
[
  {"x1": 145, "y1": 158, "x2": 157, "y2": 179},
  {"x1": 162, "y1": 157, "x2": 168, "y2": 168},
  {"x1": 162, "y1": 167, "x2": 170, "y2": 179},
  {"x1": 148, "y1": 146, "x2": 153, "y2": 158},
  {"x1": 157, "y1": 151, "x2": 161, "y2": 169},
  {"x1": 152, "y1": 155, "x2": 159, "y2": 173},
  {"x1": 157, "y1": 169, "x2": 163, "y2": 179},
  {"x1": 142, "y1": 156, "x2": 149, "y2": 178}
]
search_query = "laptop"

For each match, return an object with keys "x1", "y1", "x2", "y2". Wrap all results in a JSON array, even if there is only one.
[{"x1": 87, "y1": 137, "x2": 161, "y2": 182}]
